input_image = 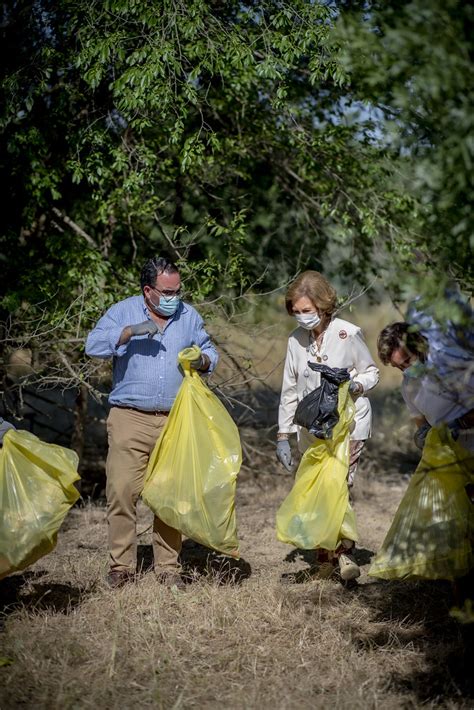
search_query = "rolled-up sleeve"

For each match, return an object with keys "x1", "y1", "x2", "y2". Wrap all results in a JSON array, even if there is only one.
[
  {"x1": 85, "y1": 308, "x2": 129, "y2": 359},
  {"x1": 193, "y1": 315, "x2": 218, "y2": 373},
  {"x1": 350, "y1": 330, "x2": 379, "y2": 393},
  {"x1": 278, "y1": 340, "x2": 298, "y2": 433}
]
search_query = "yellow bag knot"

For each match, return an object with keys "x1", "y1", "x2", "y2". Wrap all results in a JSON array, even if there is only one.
[{"x1": 178, "y1": 345, "x2": 202, "y2": 374}]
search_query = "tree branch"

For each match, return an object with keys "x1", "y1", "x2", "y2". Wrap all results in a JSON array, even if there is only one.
[{"x1": 52, "y1": 208, "x2": 98, "y2": 249}]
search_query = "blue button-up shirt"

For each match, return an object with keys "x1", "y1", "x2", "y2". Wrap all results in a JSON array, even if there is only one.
[{"x1": 85, "y1": 295, "x2": 218, "y2": 411}]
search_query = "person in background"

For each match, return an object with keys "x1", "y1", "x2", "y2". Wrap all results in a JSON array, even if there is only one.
[
  {"x1": 371, "y1": 299, "x2": 473, "y2": 586},
  {"x1": 86, "y1": 256, "x2": 218, "y2": 589},
  {"x1": 377, "y1": 317, "x2": 474, "y2": 454},
  {"x1": 276, "y1": 271, "x2": 379, "y2": 580}
]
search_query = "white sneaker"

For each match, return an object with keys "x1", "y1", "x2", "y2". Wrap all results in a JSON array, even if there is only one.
[{"x1": 338, "y1": 553, "x2": 360, "y2": 581}]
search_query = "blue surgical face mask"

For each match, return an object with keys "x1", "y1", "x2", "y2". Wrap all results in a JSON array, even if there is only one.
[
  {"x1": 295, "y1": 312, "x2": 321, "y2": 330},
  {"x1": 148, "y1": 292, "x2": 180, "y2": 317}
]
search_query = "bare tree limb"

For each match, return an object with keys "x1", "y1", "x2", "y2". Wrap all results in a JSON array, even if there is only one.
[{"x1": 52, "y1": 207, "x2": 98, "y2": 249}]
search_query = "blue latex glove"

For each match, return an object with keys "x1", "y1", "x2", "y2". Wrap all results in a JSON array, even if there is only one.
[
  {"x1": 447, "y1": 419, "x2": 461, "y2": 441},
  {"x1": 276, "y1": 439, "x2": 293, "y2": 472},
  {"x1": 130, "y1": 320, "x2": 159, "y2": 338},
  {"x1": 190, "y1": 354, "x2": 204, "y2": 370},
  {"x1": 414, "y1": 422, "x2": 431, "y2": 450},
  {"x1": 179, "y1": 345, "x2": 204, "y2": 370}
]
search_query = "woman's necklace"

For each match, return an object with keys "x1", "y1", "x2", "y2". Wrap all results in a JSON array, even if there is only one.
[
  {"x1": 303, "y1": 326, "x2": 328, "y2": 393},
  {"x1": 308, "y1": 327, "x2": 327, "y2": 362}
]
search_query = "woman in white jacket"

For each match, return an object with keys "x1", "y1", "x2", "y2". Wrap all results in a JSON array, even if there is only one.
[{"x1": 276, "y1": 271, "x2": 379, "y2": 580}]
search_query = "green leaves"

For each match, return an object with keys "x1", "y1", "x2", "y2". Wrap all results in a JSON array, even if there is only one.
[
  {"x1": 335, "y1": 0, "x2": 474, "y2": 292},
  {"x1": 3, "y1": 0, "x2": 470, "y2": 406}
]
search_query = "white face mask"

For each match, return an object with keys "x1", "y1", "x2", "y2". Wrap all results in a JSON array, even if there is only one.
[{"x1": 295, "y1": 312, "x2": 321, "y2": 330}]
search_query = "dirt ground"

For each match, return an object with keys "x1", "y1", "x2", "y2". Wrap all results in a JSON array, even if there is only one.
[{"x1": 1, "y1": 418, "x2": 473, "y2": 709}]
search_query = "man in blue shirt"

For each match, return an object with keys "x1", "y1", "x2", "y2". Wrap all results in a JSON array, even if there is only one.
[{"x1": 86, "y1": 256, "x2": 218, "y2": 588}]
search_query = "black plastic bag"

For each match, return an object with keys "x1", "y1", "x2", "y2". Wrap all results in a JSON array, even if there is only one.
[{"x1": 293, "y1": 363, "x2": 350, "y2": 439}]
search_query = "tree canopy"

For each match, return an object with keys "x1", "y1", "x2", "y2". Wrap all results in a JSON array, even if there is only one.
[{"x1": 0, "y1": 0, "x2": 472, "y2": 407}]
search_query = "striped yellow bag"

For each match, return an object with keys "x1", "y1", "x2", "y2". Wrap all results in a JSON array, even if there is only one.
[{"x1": 369, "y1": 426, "x2": 474, "y2": 581}]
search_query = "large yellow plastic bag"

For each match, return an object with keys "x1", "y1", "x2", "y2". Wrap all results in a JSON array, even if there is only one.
[
  {"x1": 0, "y1": 429, "x2": 80, "y2": 580},
  {"x1": 276, "y1": 382, "x2": 357, "y2": 550},
  {"x1": 369, "y1": 426, "x2": 474, "y2": 581},
  {"x1": 142, "y1": 347, "x2": 241, "y2": 558}
]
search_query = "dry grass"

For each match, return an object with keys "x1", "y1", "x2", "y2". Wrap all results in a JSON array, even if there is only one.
[{"x1": 1, "y1": 471, "x2": 473, "y2": 710}]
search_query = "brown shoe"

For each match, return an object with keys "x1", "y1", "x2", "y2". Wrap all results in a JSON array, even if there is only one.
[
  {"x1": 106, "y1": 570, "x2": 134, "y2": 589},
  {"x1": 155, "y1": 569, "x2": 186, "y2": 589}
]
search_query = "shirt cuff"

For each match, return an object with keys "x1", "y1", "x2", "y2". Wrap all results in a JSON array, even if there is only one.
[
  {"x1": 110, "y1": 326, "x2": 129, "y2": 356},
  {"x1": 278, "y1": 424, "x2": 298, "y2": 434}
]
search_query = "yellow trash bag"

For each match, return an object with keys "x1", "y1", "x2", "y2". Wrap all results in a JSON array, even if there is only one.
[
  {"x1": 142, "y1": 346, "x2": 241, "y2": 558},
  {"x1": 369, "y1": 426, "x2": 474, "y2": 581},
  {"x1": 0, "y1": 429, "x2": 80, "y2": 580},
  {"x1": 276, "y1": 382, "x2": 357, "y2": 550}
]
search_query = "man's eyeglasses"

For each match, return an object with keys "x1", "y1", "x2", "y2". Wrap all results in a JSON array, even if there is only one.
[{"x1": 151, "y1": 286, "x2": 182, "y2": 299}]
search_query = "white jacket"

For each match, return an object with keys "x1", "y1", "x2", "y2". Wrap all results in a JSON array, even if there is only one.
[{"x1": 278, "y1": 317, "x2": 379, "y2": 449}]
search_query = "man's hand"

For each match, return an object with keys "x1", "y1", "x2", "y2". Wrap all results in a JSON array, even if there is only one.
[
  {"x1": 179, "y1": 345, "x2": 209, "y2": 372},
  {"x1": 178, "y1": 345, "x2": 210, "y2": 372},
  {"x1": 129, "y1": 320, "x2": 159, "y2": 338},
  {"x1": 276, "y1": 439, "x2": 293, "y2": 472},
  {"x1": 190, "y1": 353, "x2": 210, "y2": 371},
  {"x1": 190, "y1": 353, "x2": 203, "y2": 369},
  {"x1": 414, "y1": 421, "x2": 431, "y2": 449},
  {"x1": 447, "y1": 419, "x2": 461, "y2": 441}
]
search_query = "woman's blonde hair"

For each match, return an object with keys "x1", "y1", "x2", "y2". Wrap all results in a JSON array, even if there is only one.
[{"x1": 285, "y1": 271, "x2": 337, "y2": 317}]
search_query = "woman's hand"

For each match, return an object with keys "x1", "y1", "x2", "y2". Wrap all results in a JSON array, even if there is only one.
[
  {"x1": 276, "y1": 439, "x2": 293, "y2": 472},
  {"x1": 349, "y1": 380, "x2": 363, "y2": 396}
]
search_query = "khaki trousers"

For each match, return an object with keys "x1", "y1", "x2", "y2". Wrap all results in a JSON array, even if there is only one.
[{"x1": 106, "y1": 406, "x2": 182, "y2": 573}]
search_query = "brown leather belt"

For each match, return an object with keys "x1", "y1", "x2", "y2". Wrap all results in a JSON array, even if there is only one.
[{"x1": 114, "y1": 405, "x2": 169, "y2": 416}]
